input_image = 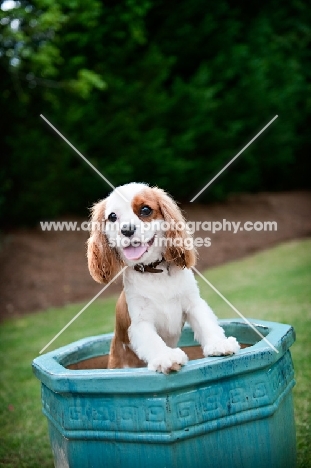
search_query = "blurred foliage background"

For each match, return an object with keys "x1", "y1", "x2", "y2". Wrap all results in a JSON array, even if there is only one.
[{"x1": 1, "y1": 0, "x2": 310, "y2": 226}]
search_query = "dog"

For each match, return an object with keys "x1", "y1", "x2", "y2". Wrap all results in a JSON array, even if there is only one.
[{"x1": 87, "y1": 182, "x2": 240, "y2": 373}]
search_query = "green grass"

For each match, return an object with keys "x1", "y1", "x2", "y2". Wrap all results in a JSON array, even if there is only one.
[{"x1": 0, "y1": 239, "x2": 310, "y2": 467}]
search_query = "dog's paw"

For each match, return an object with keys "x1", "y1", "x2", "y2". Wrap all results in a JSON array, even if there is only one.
[
  {"x1": 148, "y1": 348, "x2": 188, "y2": 374},
  {"x1": 203, "y1": 336, "x2": 240, "y2": 357}
]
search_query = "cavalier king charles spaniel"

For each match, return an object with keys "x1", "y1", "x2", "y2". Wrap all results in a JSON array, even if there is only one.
[{"x1": 87, "y1": 183, "x2": 240, "y2": 373}]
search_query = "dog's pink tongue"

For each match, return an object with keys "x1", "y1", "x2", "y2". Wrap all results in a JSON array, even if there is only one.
[{"x1": 123, "y1": 244, "x2": 148, "y2": 260}]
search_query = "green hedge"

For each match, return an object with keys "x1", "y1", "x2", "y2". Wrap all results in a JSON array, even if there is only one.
[{"x1": 1, "y1": 0, "x2": 310, "y2": 225}]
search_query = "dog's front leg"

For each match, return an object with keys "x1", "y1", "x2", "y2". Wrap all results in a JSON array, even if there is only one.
[
  {"x1": 128, "y1": 321, "x2": 188, "y2": 374},
  {"x1": 185, "y1": 296, "x2": 240, "y2": 356}
]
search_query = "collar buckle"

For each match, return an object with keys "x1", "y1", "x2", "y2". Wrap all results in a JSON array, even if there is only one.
[{"x1": 136, "y1": 263, "x2": 145, "y2": 273}]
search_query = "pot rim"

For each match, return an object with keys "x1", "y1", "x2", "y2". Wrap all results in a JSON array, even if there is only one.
[{"x1": 32, "y1": 319, "x2": 295, "y2": 394}]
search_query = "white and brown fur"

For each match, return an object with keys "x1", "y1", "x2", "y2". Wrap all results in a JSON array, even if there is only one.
[{"x1": 87, "y1": 183, "x2": 240, "y2": 373}]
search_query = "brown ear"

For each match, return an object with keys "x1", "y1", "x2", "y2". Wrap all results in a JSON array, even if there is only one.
[
  {"x1": 152, "y1": 187, "x2": 196, "y2": 269},
  {"x1": 87, "y1": 199, "x2": 123, "y2": 283}
]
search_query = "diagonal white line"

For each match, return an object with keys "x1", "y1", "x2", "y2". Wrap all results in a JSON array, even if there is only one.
[
  {"x1": 192, "y1": 266, "x2": 279, "y2": 353},
  {"x1": 190, "y1": 115, "x2": 278, "y2": 202},
  {"x1": 40, "y1": 114, "x2": 128, "y2": 202},
  {"x1": 39, "y1": 267, "x2": 127, "y2": 354}
]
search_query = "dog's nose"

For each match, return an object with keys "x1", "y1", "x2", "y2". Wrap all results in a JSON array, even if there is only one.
[{"x1": 121, "y1": 224, "x2": 136, "y2": 237}]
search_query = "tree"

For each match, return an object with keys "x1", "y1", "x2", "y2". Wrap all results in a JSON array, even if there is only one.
[{"x1": 1, "y1": 0, "x2": 310, "y2": 225}]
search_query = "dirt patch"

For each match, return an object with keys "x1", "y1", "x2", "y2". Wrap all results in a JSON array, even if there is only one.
[{"x1": 0, "y1": 191, "x2": 310, "y2": 321}]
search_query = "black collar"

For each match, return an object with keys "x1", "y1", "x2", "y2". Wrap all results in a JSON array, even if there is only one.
[{"x1": 134, "y1": 258, "x2": 165, "y2": 274}]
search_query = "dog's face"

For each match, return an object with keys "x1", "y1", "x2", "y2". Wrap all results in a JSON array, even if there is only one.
[
  {"x1": 105, "y1": 183, "x2": 166, "y2": 266},
  {"x1": 87, "y1": 183, "x2": 196, "y2": 283}
]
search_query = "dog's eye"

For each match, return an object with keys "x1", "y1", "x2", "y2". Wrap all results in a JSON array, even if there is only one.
[
  {"x1": 140, "y1": 205, "x2": 153, "y2": 217},
  {"x1": 108, "y1": 212, "x2": 117, "y2": 222}
]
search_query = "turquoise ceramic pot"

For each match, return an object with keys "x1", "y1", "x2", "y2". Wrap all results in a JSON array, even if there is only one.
[{"x1": 32, "y1": 319, "x2": 296, "y2": 468}]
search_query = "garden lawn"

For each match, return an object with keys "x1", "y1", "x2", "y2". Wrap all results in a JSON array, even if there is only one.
[{"x1": 0, "y1": 239, "x2": 310, "y2": 467}]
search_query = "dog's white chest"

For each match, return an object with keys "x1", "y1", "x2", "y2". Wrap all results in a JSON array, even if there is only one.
[
  {"x1": 154, "y1": 297, "x2": 184, "y2": 332},
  {"x1": 124, "y1": 268, "x2": 186, "y2": 343}
]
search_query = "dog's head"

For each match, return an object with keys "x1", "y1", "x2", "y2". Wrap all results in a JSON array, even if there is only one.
[{"x1": 87, "y1": 183, "x2": 196, "y2": 283}]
